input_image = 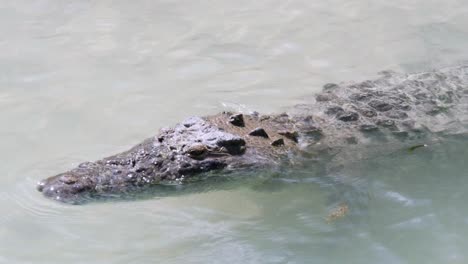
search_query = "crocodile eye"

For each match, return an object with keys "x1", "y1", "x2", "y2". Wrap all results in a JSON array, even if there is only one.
[{"x1": 186, "y1": 144, "x2": 208, "y2": 160}]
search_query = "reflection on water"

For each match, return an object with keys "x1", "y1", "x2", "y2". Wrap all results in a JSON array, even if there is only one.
[{"x1": 1, "y1": 1, "x2": 468, "y2": 263}]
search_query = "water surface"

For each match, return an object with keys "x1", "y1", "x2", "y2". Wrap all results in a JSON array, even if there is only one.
[{"x1": 1, "y1": 1, "x2": 468, "y2": 263}]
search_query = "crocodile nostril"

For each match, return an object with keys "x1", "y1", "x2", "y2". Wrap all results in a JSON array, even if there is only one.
[{"x1": 59, "y1": 175, "x2": 78, "y2": 185}]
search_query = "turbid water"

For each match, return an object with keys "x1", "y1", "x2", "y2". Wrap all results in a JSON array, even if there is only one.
[{"x1": 1, "y1": 1, "x2": 468, "y2": 263}]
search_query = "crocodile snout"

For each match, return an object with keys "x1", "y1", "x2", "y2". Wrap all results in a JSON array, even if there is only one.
[{"x1": 37, "y1": 173, "x2": 95, "y2": 203}]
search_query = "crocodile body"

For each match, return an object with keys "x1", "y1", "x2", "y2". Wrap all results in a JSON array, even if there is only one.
[{"x1": 37, "y1": 65, "x2": 468, "y2": 203}]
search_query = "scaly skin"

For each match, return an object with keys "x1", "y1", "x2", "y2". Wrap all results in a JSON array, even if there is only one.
[{"x1": 37, "y1": 65, "x2": 468, "y2": 204}]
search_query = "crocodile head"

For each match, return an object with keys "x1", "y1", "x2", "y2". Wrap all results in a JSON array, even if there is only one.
[{"x1": 36, "y1": 116, "x2": 278, "y2": 204}]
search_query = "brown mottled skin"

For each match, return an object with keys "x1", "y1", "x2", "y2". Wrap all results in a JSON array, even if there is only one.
[{"x1": 37, "y1": 65, "x2": 468, "y2": 204}]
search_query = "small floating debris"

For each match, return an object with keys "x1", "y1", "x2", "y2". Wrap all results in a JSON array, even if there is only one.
[
  {"x1": 408, "y1": 144, "x2": 428, "y2": 153},
  {"x1": 326, "y1": 203, "x2": 349, "y2": 223}
]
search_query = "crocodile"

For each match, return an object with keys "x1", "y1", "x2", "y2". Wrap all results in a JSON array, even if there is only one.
[{"x1": 37, "y1": 65, "x2": 468, "y2": 204}]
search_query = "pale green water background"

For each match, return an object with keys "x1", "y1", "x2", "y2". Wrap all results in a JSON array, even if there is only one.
[{"x1": 1, "y1": 1, "x2": 468, "y2": 263}]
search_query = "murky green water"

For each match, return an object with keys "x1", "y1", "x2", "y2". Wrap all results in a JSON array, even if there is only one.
[{"x1": 1, "y1": 1, "x2": 468, "y2": 263}]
